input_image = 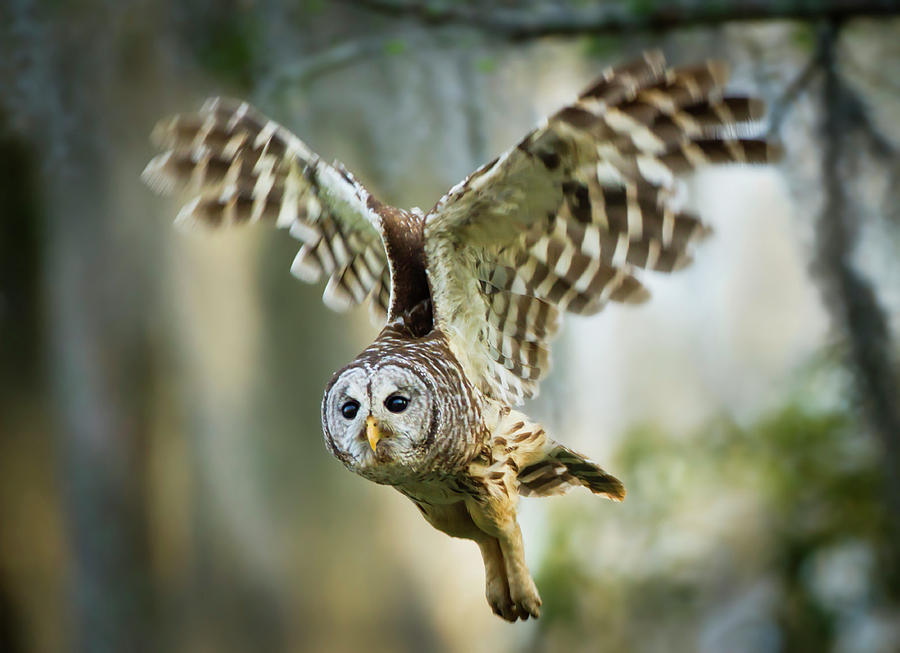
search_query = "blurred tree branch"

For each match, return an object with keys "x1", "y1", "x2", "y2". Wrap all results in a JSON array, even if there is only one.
[
  {"x1": 258, "y1": 36, "x2": 391, "y2": 100},
  {"x1": 2, "y1": 3, "x2": 159, "y2": 652},
  {"x1": 767, "y1": 52, "x2": 822, "y2": 137},
  {"x1": 342, "y1": 0, "x2": 900, "y2": 40},
  {"x1": 257, "y1": 33, "x2": 432, "y2": 102},
  {"x1": 814, "y1": 20, "x2": 900, "y2": 548}
]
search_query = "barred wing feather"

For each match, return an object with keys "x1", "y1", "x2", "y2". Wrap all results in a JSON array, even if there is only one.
[
  {"x1": 142, "y1": 98, "x2": 392, "y2": 323},
  {"x1": 424, "y1": 51, "x2": 781, "y2": 405}
]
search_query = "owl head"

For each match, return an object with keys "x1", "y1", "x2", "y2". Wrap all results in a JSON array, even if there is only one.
[
  {"x1": 322, "y1": 359, "x2": 440, "y2": 483},
  {"x1": 321, "y1": 335, "x2": 482, "y2": 484}
]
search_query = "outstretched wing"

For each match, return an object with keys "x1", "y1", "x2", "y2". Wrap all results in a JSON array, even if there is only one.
[
  {"x1": 142, "y1": 98, "x2": 393, "y2": 324},
  {"x1": 425, "y1": 51, "x2": 781, "y2": 405}
]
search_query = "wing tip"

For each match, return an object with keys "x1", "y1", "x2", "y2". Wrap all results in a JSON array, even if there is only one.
[
  {"x1": 643, "y1": 48, "x2": 667, "y2": 71},
  {"x1": 141, "y1": 152, "x2": 176, "y2": 195},
  {"x1": 173, "y1": 196, "x2": 204, "y2": 231},
  {"x1": 149, "y1": 117, "x2": 177, "y2": 148},
  {"x1": 199, "y1": 96, "x2": 223, "y2": 113}
]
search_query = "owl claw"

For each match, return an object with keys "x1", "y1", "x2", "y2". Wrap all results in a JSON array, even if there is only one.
[
  {"x1": 487, "y1": 585, "x2": 518, "y2": 622},
  {"x1": 517, "y1": 597, "x2": 541, "y2": 620},
  {"x1": 509, "y1": 577, "x2": 542, "y2": 620},
  {"x1": 490, "y1": 599, "x2": 518, "y2": 622},
  {"x1": 489, "y1": 592, "x2": 541, "y2": 622}
]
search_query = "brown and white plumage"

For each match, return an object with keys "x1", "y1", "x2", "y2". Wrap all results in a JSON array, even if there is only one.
[
  {"x1": 143, "y1": 51, "x2": 779, "y2": 621},
  {"x1": 143, "y1": 97, "x2": 392, "y2": 320},
  {"x1": 425, "y1": 51, "x2": 778, "y2": 404}
]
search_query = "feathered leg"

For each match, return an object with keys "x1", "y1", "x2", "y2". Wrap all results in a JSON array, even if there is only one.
[
  {"x1": 476, "y1": 538, "x2": 518, "y2": 621},
  {"x1": 411, "y1": 499, "x2": 526, "y2": 621},
  {"x1": 464, "y1": 493, "x2": 542, "y2": 620}
]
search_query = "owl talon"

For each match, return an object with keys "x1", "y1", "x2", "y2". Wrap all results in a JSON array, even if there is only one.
[
  {"x1": 490, "y1": 599, "x2": 518, "y2": 622},
  {"x1": 517, "y1": 598, "x2": 541, "y2": 620},
  {"x1": 487, "y1": 582, "x2": 517, "y2": 622},
  {"x1": 489, "y1": 592, "x2": 541, "y2": 621},
  {"x1": 510, "y1": 578, "x2": 542, "y2": 620}
]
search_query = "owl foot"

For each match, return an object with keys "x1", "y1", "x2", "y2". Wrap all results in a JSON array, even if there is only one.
[
  {"x1": 468, "y1": 499, "x2": 543, "y2": 620},
  {"x1": 479, "y1": 538, "x2": 519, "y2": 621},
  {"x1": 508, "y1": 574, "x2": 542, "y2": 620},
  {"x1": 486, "y1": 565, "x2": 542, "y2": 621},
  {"x1": 488, "y1": 587, "x2": 540, "y2": 622},
  {"x1": 487, "y1": 590, "x2": 518, "y2": 622}
]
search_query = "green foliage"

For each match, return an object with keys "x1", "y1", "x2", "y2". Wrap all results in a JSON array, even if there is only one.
[
  {"x1": 384, "y1": 38, "x2": 408, "y2": 56},
  {"x1": 475, "y1": 56, "x2": 497, "y2": 74},
  {"x1": 626, "y1": 0, "x2": 657, "y2": 18},
  {"x1": 193, "y1": 11, "x2": 261, "y2": 91},
  {"x1": 301, "y1": 0, "x2": 328, "y2": 14},
  {"x1": 533, "y1": 361, "x2": 896, "y2": 651},
  {"x1": 536, "y1": 505, "x2": 593, "y2": 627},
  {"x1": 792, "y1": 24, "x2": 817, "y2": 52},
  {"x1": 579, "y1": 35, "x2": 622, "y2": 58}
]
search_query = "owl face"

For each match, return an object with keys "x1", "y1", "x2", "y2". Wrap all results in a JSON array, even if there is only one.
[{"x1": 322, "y1": 362, "x2": 435, "y2": 483}]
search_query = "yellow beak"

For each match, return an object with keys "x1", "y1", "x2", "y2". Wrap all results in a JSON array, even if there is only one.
[{"x1": 366, "y1": 416, "x2": 382, "y2": 452}]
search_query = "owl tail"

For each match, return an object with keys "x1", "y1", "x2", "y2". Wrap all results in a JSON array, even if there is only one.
[{"x1": 516, "y1": 442, "x2": 625, "y2": 501}]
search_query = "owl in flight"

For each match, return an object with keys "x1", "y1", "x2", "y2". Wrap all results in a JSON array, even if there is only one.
[{"x1": 143, "y1": 51, "x2": 777, "y2": 621}]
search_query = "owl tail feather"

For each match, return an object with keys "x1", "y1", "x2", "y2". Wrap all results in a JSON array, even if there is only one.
[{"x1": 516, "y1": 443, "x2": 625, "y2": 501}]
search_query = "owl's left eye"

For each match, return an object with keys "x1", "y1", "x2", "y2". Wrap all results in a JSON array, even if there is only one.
[
  {"x1": 340, "y1": 400, "x2": 360, "y2": 419},
  {"x1": 385, "y1": 395, "x2": 409, "y2": 413}
]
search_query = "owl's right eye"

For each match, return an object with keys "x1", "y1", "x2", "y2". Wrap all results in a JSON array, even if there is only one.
[{"x1": 340, "y1": 400, "x2": 360, "y2": 420}]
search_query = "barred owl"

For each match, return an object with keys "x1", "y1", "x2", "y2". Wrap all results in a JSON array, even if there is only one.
[{"x1": 143, "y1": 52, "x2": 778, "y2": 621}]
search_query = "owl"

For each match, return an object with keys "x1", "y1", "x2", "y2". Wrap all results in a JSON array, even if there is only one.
[{"x1": 143, "y1": 51, "x2": 778, "y2": 621}]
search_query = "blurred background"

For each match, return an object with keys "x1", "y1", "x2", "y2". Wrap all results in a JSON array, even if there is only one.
[{"x1": 1, "y1": 1, "x2": 899, "y2": 652}]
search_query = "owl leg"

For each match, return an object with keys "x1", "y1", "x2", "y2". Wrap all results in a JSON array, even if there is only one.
[
  {"x1": 465, "y1": 496, "x2": 542, "y2": 620},
  {"x1": 476, "y1": 537, "x2": 519, "y2": 622},
  {"x1": 410, "y1": 499, "x2": 520, "y2": 620}
]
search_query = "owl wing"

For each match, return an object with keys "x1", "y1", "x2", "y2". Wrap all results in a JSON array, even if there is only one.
[
  {"x1": 142, "y1": 98, "x2": 393, "y2": 323},
  {"x1": 424, "y1": 51, "x2": 780, "y2": 405}
]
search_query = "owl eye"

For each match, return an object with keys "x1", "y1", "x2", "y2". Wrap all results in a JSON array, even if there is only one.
[
  {"x1": 385, "y1": 395, "x2": 409, "y2": 413},
  {"x1": 340, "y1": 400, "x2": 360, "y2": 420}
]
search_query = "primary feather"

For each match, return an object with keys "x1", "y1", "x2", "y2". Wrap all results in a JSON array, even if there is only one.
[
  {"x1": 142, "y1": 97, "x2": 392, "y2": 321},
  {"x1": 424, "y1": 51, "x2": 780, "y2": 405}
]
